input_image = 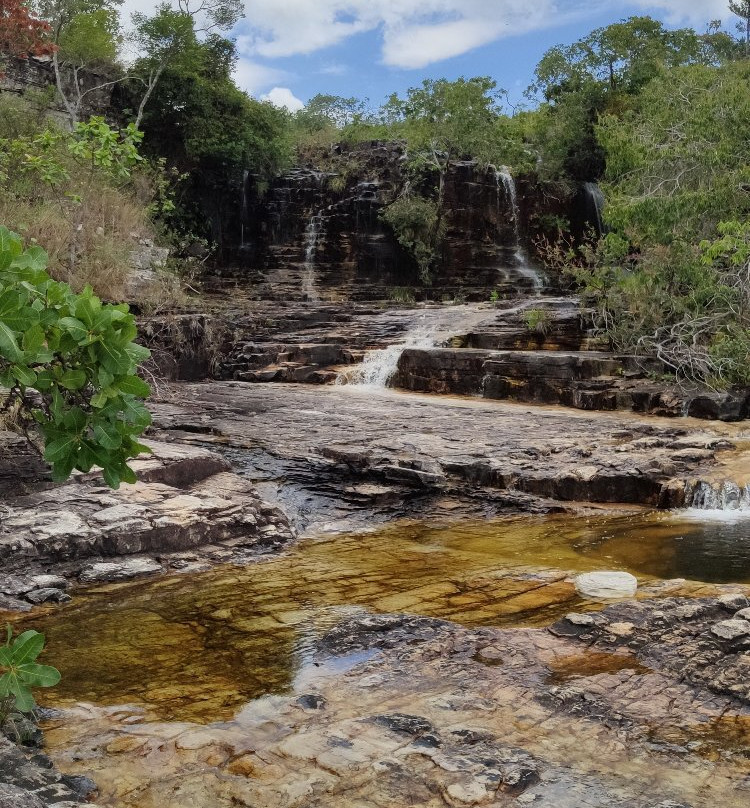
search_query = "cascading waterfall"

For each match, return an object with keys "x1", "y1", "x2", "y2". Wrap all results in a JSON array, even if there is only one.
[
  {"x1": 495, "y1": 168, "x2": 545, "y2": 294},
  {"x1": 343, "y1": 316, "x2": 433, "y2": 388},
  {"x1": 240, "y1": 169, "x2": 249, "y2": 248},
  {"x1": 341, "y1": 305, "x2": 495, "y2": 389},
  {"x1": 685, "y1": 480, "x2": 750, "y2": 512},
  {"x1": 583, "y1": 182, "x2": 606, "y2": 235},
  {"x1": 302, "y1": 213, "x2": 323, "y2": 302}
]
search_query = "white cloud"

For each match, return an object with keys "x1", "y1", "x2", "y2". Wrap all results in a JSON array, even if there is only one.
[
  {"x1": 118, "y1": 0, "x2": 734, "y2": 86},
  {"x1": 634, "y1": 1, "x2": 728, "y2": 25},
  {"x1": 262, "y1": 86, "x2": 305, "y2": 111},
  {"x1": 319, "y1": 63, "x2": 349, "y2": 75},
  {"x1": 232, "y1": 58, "x2": 291, "y2": 94},
  {"x1": 236, "y1": 0, "x2": 571, "y2": 68}
]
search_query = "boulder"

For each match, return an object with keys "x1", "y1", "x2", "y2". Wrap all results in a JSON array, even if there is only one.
[{"x1": 574, "y1": 571, "x2": 638, "y2": 599}]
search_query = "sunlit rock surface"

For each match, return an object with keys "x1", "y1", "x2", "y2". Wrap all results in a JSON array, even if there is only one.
[
  {"x1": 40, "y1": 598, "x2": 750, "y2": 807},
  {"x1": 0, "y1": 441, "x2": 294, "y2": 607},
  {"x1": 150, "y1": 382, "x2": 750, "y2": 534}
]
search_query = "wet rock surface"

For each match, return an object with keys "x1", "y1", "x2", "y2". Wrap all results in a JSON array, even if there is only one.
[
  {"x1": 149, "y1": 381, "x2": 748, "y2": 533},
  {"x1": 41, "y1": 599, "x2": 750, "y2": 807}
]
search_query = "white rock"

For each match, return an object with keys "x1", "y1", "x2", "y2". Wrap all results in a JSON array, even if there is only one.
[
  {"x1": 79, "y1": 558, "x2": 162, "y2": 583},
  {"x1": 574, "y1": 571, "x2": 638, "y2": 600},
  {"x1": 711, "y1": 619, "x2": 750, "y2": 640}
]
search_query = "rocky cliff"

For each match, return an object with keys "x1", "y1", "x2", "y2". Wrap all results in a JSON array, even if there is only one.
[{"x1": 230, "y1": 141, "x2": 592, "y2": 301}]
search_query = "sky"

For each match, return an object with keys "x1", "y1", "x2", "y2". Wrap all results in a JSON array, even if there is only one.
[{"x1": 120, "y1": 0, "x2": 733, "y2": 112}]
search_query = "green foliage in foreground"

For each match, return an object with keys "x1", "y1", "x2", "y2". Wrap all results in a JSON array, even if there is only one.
[
  {"x1": 0, "y1": 627, "x2": 60, "y2": 723},
  {"x1": 0, "y1": 227, "x2": 152, "y2": 487}
]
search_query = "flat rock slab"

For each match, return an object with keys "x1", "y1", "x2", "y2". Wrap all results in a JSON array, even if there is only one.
[
  {"x1": 149, "y1": 382, "x2": 750, "y2": 532},
  {"x1": 0, "y1": 440, "x2": 295, "y2": 605}
]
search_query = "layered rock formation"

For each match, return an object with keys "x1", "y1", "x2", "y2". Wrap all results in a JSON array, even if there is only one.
[
  {"x1": 0, "y1": 439, "x2": 295, "y2": 608},
  {"x1": 148, "y1": 381, "x2": 750, "y2": 534},
  {"x1": 232, "y1": 141, "x2": 578, "y2": 301}
]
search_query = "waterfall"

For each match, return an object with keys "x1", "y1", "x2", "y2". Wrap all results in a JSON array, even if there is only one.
[
  {"x1": 685, "y1": 480, "x2": 750, "y2": 512},
  {"x1": 340, "y1": 305, "x2": 495, "y2": 389},
  {"x1": 496, "y1": 167, "x2": 545, "y2": 294},
  {"x1": 344, "y1": 324, "x2": 434, "y2": 388},
  {"x1": 302, "y1": 213, "x2": 322, "y2": 302},
  {"x1": 240, "y1": 169, "x2": 249, "y2": 247},
  {"x1": 583, "y1": 182, "x2": 606, "y2": 235}
]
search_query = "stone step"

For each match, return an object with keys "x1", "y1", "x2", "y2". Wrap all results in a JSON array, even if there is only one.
[{"x1": 393, "y1": 347, "x2": 750, "y2": 420}]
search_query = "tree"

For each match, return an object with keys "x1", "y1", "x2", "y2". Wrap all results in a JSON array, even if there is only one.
[
  {"x1": 127, "y1": 0, "x2": 242, "y2": 132},
  {"x1": 295, "y1": 94, "x2": 367, "y2": 132},
  {"x1": 0, "y1": 0, "x2": 55, "y2": 70},
  {"x1": 34, "y1": 0, "x2": 125, "y2": 126},
  {"x1": 530, "y1": 16, "x2": 734, "y2": 183},
  {"x1": 383, "y1": 77, "x2": 507, "y2": 204},
  {"x1": 130, "y1": 5, "x2": 196, "y2": 130},
  {"x1": 730, "y1": 0, "x2": 750, "y2": 55},
  {"x1": 173, "y1": 0, "x2": 242, "y2": 34},
  {"x1": 0, "y1": 227, "x2": 152, "y2": 488},
  {"x1": 597, "y1": 61, "x2": 750, "y2": 244},
  {"x1": 129, "y1": 35, "x2": 292, "y2": 246}
]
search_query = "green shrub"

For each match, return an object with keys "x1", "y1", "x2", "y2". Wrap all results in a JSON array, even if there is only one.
[
  {"x1": 388, "y1": 286, "x2": 416, "y2": 304},
  {"x1": 381, "y1": 194, "x2": 444, "y2": 284},
  {"x1": 0, "y1": 227, "x2": 152, "y2": 487},
  {"x1": 0, "y1": 627, "x2": 60, "y2": 726},
  {"x1": 523, "y1": 307, "x2": 552, "y2": 335}
]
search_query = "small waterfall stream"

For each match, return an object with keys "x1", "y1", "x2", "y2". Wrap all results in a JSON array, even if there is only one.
[
  {"x1": 496, "y1": 168, "x2": 545, "y2": 294},
  {"x1": 684, "y1": 480, "x2": 750, "y2": 512},
  {"x1": 302, "y1": 213, "x2": 323, "y2": 302},
  {"x1": 343, "y1": 316, "x2": 434, "y2": 388},
  {"x1": 240, "y1": 170, "x2": 249, "y2": 248},
  {"x1": 583, "y1": 182, "x2": 606, "y2": 235},
  {"x1": 341, "y1": 305, "x2": 496, "y2": 389}
]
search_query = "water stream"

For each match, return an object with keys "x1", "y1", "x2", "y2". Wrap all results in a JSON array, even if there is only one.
[
  {"x1": 302, "y1": 213, "x2": 323, "y2": 302},
  {"x1": 583, "y1": 181, "x2": 606, "y2": 235},
  {"x1": 496, "y1": 167, "x2": 545, "y2": 293},
  {"x1": 28, "y1": 509, "x2": 750, "y2": 721},
  {"x1": 25, "y1": 508, "x2": 750, "y2": 807},
  {"x1": 340, "y1": 304, "x2": 497, "y2": 388}
]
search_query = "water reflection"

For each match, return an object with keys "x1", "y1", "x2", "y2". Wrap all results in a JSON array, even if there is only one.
[{"x1": 25, "y1": 510, "x2": 750, "y2": 722}]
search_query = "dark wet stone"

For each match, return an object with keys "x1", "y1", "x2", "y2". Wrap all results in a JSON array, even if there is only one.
[
  {"x1": 25, "y1": 589, "x2": 71, "y2": 605},
  {"x1": 60, "y1": 774, "x2": 97, "y2": 799},
  {"x1": 372, "y1": 713, "x2": 436, "y2": 737},
  {"x1": 296, "y1": 694, "x2": 326, "y2": 711}
]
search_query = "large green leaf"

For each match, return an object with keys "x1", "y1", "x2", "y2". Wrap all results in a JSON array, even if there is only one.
[
  {"x1": 59, "y1": 369, "x2": 88, "y2": 391},
  {"x1": 116, "y1": 375, "x2": 150, "y2": 397},
  {"x1": 57, "y1": 317, "x2": 88, "y2": 342},
  {"x1": 0, "y1": 322, "x2": 23, "y2": 363},
  {"x1": 17, "y1": 663, "x2": 61, "y2": 688},
  {"x1": 9, "y1": 631, "x2": 45, "y2": 665}
]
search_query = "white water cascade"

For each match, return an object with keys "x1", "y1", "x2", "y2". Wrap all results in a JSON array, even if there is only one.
[
  {"x1": 685, "y1": 480, "x2": 750, "y2": 513},
  {"x1": 496, "y1": 167, "x2": 545, "y2": 294},
  {"x1": 341, "y1": 305, "x2": 495, "y2": 389},
  {"x1": 240, "y1": 169, "x2": 249, "y2": 248},
  {"x1": 583, "y1": 182, "x2": 606, "y2": 235},
  {"x1": 302, "y1": 213, "x2": 323, "y2": 302}
]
